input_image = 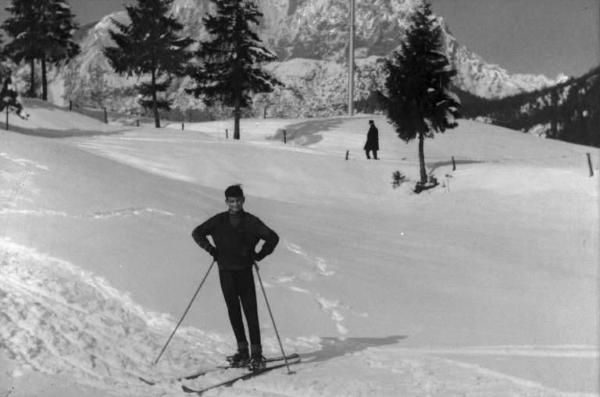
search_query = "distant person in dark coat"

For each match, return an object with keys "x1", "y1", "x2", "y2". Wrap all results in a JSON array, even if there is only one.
[
  {"x1": 0, "y1": 73, "x2": 28, "y2": 120},
  {"x1": 363, "y1": 120, "x2": 379, "y2": 159},
  {"x1": 191, "y1": 185, "x2": 279, "y2": 371}
]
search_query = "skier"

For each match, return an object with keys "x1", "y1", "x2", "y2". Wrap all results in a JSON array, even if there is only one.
[
  {"x1": 0, "y1": 73, "x2": 29, "y2": 120},
  {"x1": 191, "y1": 185, "x2": 279, "y2": 371},
  {"x1": 363, "y1": 119, "x2": 379, "y2": 160}
]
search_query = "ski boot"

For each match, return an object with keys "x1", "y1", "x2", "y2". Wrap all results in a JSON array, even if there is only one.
[
  {"x1": 248, "y1": 352, "x2": 266, "y2": 372},
  {"x1": 226, "y1": 348, "x2": 250, "y2": 368}
]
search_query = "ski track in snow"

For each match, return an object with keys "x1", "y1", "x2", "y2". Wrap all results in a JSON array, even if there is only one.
[
  {"x1": 391, "y1": 345, "x2": 600, "y2": 359},
  {"x1": 0, "y1": 153, "x2": 47, "y2": 219},
  {"x1": 0, "y1": 206, "x2": 176, "y2": 220},
  {"x1": 0, "y1": 152, "x2": 49, "y2": 171},
  {"x1": 274, "y1": 240, "x2": 363, "y2": 337},
  {"x1": 284, "y1": 242, "x2": 335, "y2": 277},
  {"x1": 0, "y1": 163, "x2": 39, "y2": 210},
  {"x1": 1, "y1": 152, "x2": 176, "y2": 221}
]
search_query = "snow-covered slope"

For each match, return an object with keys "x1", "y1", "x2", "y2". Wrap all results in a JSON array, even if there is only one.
[
  {"x1": 0, "y1": 106, "x2": 598, "y2": 396},
  {"x1": 3, "y1": 99, "x2": 122, "y2": 137}
]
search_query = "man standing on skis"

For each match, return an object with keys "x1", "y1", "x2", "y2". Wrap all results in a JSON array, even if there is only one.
[{"x1": 192, "y1": 185, "x2": 279, "y2": 371}]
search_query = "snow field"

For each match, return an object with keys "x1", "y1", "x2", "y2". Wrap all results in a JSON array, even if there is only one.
[{"x1": 0, "y1": 102, "x2": 598, "y2": 396}]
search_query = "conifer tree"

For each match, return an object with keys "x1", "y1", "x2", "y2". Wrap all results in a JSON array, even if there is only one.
[
  {"x1": 103, "y1": 0, "x2": 193, "y2": 128},
  {"x1": 186, "y1": 0, "x2": 281, "y2": 139},
  {"x1": 385, "y1": 1, "x2": 460, "y2": 190},
  {"x1": 2, "y1": 0, "x2": 43, "y2": 97},
  {"x1": 0, "y1": 33, "x2": 9, "y2": 83},
  {"x1": 0, "y1": 33, "x2": 5, "y2": 77},
  {"x1": 40, "y1": 0, "x2": 80, "y2": 101},
  {"x1": 2, "y1": 0, "x2": 79, "y2": 100}
]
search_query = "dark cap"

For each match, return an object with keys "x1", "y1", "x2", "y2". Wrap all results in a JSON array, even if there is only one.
[{"x1": 225, "y1": 184, "x2": 244, "y2": 198}]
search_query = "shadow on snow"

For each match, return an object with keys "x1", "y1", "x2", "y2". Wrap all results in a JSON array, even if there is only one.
[
  {"x1": 268, "y1": 118, "x2": 348, "y2": 146},
  {"x1": 300, "y1": 335, "x2": 408, "y2": 364}
]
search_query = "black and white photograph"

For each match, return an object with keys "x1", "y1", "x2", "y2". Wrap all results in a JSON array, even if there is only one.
[{"x1": 0, "y1": 0, "x2": 598, "y2": 396}]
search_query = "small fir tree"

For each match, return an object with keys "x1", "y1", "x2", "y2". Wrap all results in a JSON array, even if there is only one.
[
  {"x1": 385, "y1": 1, "x2": 460, "y2": 190},
  {"x1": 87, "y1": 64, "x2": 111, "y2": 109},
  {"x1": 186, "y1": 0, "x2": 281, "y2": 139},
  {"x1": 103, "y1": 0, "x2": 193, "y2": 128},
  {"x1": 64, "y1": 62, "x2": 112, "y2": 109}
]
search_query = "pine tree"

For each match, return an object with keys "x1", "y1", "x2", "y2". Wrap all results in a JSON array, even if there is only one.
[
  {"x1": 2, "y1": 0, "x2": 79, "y2": 100},
  {"x1": 186, "y1": 0, "x2": 281, "y2": 139},
  {"x1": 385, "y1": 1, "x2": 460, "y2": 189},
  {"x1": 2, "y1": 0, "x2": 43, "y2": 97},
  {"x1": 0, "y1": 33, "x2": 6, "y2": 79},
  {"x1": 39, "y1": 0, "x2": 80, "y2": 101},
  {"x1": 103, "y1": 0, "x2": 193, "y2": 128}
]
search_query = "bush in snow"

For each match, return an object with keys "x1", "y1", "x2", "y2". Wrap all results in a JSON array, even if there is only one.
[{"x1": 391, "y1": 171, "x2": 408, "y2": 189}]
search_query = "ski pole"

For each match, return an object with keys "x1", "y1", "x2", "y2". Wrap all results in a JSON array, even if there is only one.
[
  {"x1": 253, "y1": 262, "x2": 293, "y2": 374},
  {"x1": 153, "y1": 260, "x2": 215, "y2": 365}
]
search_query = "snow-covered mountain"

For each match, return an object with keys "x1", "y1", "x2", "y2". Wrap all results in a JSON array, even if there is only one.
[
  {"x1": 54, "y1": 0, "x2": 567, "y2": 114},
  {"x1": 459, "y1": 65, "x2": 599, "y2": 146},
  {"x1": 444, "y1": 28, "x2": 568, "y2": 99}
]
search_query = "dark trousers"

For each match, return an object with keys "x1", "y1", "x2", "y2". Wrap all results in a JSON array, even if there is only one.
[
  {"x1": 365, "y1": 149, "x2": 378, "y2": 159},
  {"x1": 219, "y1": 268, "x2": 261, "y2": 350}
]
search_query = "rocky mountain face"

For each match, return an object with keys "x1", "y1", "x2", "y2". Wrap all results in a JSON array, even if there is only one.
[
  {"x1": 445, "y1": 34, "x2": 568, "y2": 99},
  {"x1": 54, "y1": 0, "x2": 567, "y2": 118}
]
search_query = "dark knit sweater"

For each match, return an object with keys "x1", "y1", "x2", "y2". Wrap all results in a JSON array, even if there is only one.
[{"x1": 192, "y1": 211, "x2": 279, "y2": 270}]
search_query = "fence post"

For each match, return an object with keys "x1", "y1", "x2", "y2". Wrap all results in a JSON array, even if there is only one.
[
  {"x1": 283, "y1": 129, "x2": 287, "y2": 144},
  {"x1": 225, "y1": 129, "x2": 228, "y2": 139},
  {"x1": 182, "y1": 122, "x2": 184, "y2": 131},
  {"x1": 69, "y1": 100, "x2": 72, "y2": 111},
  {"x1": 345, "y1": 150, "x2": 349, "y2": 160},
  {"x1": 452, "y1": 156, "x2": 456, "y2": 171},
  {"x1": 587, "y1": 153, "x2": 594, "y2": 177},
  {"x1": 103, "y1": 107, "x2": 108, "y2": 124}
]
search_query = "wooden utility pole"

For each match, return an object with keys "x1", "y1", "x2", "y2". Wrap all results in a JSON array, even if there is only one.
[
  {"x1": 597, "y1": 1, "x2": 600, "y2": 66},
  {"x1": 348, "y1": 0, "x2": 355, "y2": 116}
]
